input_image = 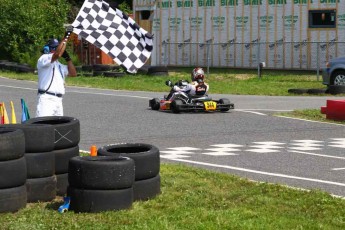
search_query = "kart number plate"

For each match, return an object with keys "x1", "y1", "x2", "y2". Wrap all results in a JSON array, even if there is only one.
[{"x1": 204, "y1": 101, "x2": 217, "y2": 111}]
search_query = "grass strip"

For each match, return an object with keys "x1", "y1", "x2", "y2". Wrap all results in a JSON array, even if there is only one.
[
  {"x1": 1, "y1": 163, "x2": 344, "y2": 229},
  {"x1": 0, "y1": 69, "x2": 327, "y2": 96}
]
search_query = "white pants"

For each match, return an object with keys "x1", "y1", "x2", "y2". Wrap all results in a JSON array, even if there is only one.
[{"x1": 36, "y1": 94, "x2": 63, "y2": 117}]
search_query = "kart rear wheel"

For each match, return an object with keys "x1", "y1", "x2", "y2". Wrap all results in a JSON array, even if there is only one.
[
  {"x1": 171, "y1": 99, "x2": 183, "y2": 113},
  {"x1": 149, "y1": 98, "x2": 160, "y2": 110},
  {"x1": 219, "y1": 98, "x2": 231, "y2": 112}
]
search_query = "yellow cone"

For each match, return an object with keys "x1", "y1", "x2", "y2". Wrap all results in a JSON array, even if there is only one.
[{"x1": 10, "y1": 101, "x2": 17, "y2": 124}]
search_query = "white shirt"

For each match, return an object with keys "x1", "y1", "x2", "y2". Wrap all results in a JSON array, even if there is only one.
[
  {"x1": 37, "y1": 54, "x2": 68, "y2": 95},
  {"x1": 173, "y1": 81, "x2": 209, "y2": 96}
]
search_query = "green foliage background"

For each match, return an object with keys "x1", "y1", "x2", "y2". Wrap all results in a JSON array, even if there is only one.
[
  {"x1": 0, "y1": 0, "x2": 133, "y2": 67},
  {"x1": 0, "y1": 0, "x2": 71, "y2": 66}
]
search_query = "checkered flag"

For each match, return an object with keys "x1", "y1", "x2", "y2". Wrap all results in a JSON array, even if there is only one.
[{"x1": 71, "y1": 0, "x2": 153, "y2": 73}]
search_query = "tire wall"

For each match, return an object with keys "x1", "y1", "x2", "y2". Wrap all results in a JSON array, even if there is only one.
[
  {"x1": 23, "y1": 116, "x2": 81, "y2": 197},
  {"x1": 68, "y1": 156, "x2": 135, "y2": 213},
  {"x1": 97, "y1": 143, "x2": 161, "y2": 201},
  {"x1": 0, "y1": 128, "x2": 27, "y2": 212}
]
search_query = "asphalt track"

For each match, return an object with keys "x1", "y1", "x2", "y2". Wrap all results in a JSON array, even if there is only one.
[{"x1": 1, "y1": 77, "x2": 345, "y2": 197}]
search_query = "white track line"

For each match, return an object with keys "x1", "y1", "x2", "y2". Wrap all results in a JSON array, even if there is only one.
[
  {"x1": 288, "y1": 150, "x2": 345, "y2": 160},
  {"x1": 167, "y1": 158, "x2": 345, "y2": 187}
]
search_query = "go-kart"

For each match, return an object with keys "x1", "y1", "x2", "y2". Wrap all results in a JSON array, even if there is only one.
[{"x1": 149, "y1": 80, "x2": 235, "y2": 113}]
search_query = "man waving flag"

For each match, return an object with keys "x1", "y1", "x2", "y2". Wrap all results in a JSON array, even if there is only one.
[{"x1": 71, "y1": 0, "x2": 153, "y2": 73}]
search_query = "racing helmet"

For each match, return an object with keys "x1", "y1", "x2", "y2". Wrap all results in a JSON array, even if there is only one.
[
  {"x1": 191, "y1": 67, "x2": 205, "y2": 83},
  {"x1": 42, "y1": 38, "x2": 59, "y2": 54}
]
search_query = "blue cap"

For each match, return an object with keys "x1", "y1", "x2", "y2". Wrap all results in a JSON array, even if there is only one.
[{"x1": 47, "y1": 38, "x2": 59, "y2": 48}]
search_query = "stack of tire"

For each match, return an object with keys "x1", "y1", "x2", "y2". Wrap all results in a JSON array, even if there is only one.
[
  {"x1": 0, "y1": 128, "x2": 27, "y2": 212},
  {"x1": 4, "y1": 124, "x2": 56, "y2": 202},
  {"x1": 67, "y1": 156, "x2": 135, "y2": 213},
  {"x1": 24, "y1": 116, "x2": 80, "y2": 197},
  {"x1": 97, "y1": 143, "x2": 161, "y2": 201}
]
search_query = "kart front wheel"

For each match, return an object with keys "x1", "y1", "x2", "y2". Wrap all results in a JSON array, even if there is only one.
[
  {"x1": 219, "y1": 98, "x2": 231, "y2": 112},
  {"x1": 171, "y1": 99, "x2": 183, "y2": 113},
  {"x1": 149, "y1": 98, "x2": 160, "y2": 110}
]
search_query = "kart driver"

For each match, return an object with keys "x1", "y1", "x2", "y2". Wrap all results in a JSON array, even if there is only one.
[{"x1": 172, "y1": 67, "x2": 209, "y2": 97}]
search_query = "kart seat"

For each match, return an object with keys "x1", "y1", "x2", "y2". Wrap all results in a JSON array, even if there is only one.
[{"x1": 189, "y1": 95, "x2": 212, "y2": 101}]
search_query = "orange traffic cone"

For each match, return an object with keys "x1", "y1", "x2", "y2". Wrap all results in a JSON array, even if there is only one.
[
  {"x1": 0, "y1": 103, "x2": 3, "y2": 124},
  {"x1": 0, "y1": 102, "x2": 9, "y2": 124},
  {"x1": 90, "y1": 145, "x2": 97, "y2": 156}
]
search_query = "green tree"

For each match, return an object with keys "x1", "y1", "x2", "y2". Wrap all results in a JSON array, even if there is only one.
[
  {"x1": 0, "y1": 0, "x2": 133, "y2": 67},
  {"x1": 0, "y1": 0, "x2": 70, "y2": 66}
]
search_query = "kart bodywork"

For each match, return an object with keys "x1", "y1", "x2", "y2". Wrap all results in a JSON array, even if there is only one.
[{"x1": 149, "y1": 91, "x2": 235, "y2": 113}]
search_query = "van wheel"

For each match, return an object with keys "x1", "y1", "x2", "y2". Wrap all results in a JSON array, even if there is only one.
[{"x1": 332, "y1": 70, "x2": 345, "y2": 86}]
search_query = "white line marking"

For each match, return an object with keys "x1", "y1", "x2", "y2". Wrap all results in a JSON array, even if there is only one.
[
  {"x1": 201, "y1": 151, "x2": 239, "y2": 156},
  {"x1": 277, "y1": 115, "x2": 345, "y2": 126},
  {"x1": 204, "y1": 147, "x2": 241, "y2": 152},
  {"x1": 234, "y1": 110, "x2": 267, "y2": 115},
  {"x1": 167, "y1": 147, "x2": 202, "y2": 151},
  {"x1": 246, "y1": 148, "x2": 281, "y2": 153},
  {"x1": 0, "y1": 84, "x2": 151, "y2": 99},
  {"x1": 288, "y1": 150, "x2": 345, "y2": 160},
  {"x1": 0, "y1": 84, "x2": 36, "y2": 91},
  {"x1": 211, "y1": 144, "x2": 244, "y2": 148},
  {"x1": 166, "y1": 158, "x2": 345, "y2": 187},
  {"x1": 332, "y1": 168, "x2": 345, "y2": 171},
  {"x1": 252, "y1": 141, "x2": 286, "y2": 145},
  {"x1": 236, "y1": 109, "x2": 293, "y2": 112},
  {"x1": 70, "y1": 90, "x2": 151, "y2": 99},
  {"x1": 289, "y1": 147, "x2": 322, "y2": 151}
]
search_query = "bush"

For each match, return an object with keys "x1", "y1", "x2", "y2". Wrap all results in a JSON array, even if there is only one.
[{"x1": 0, "y1": 0, "x2": 71, "y2": 66}]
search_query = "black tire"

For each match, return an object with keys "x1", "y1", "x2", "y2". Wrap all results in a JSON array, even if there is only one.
[
  {"x1": 331, "y1": 70, "x2": 345, "y2": 86},
  {"x1": 149, "y1": 98, "x2": 160, "y2": 110},
  {"x1": 137, "y1": 66, "x2": 149, "y2": 74},
  {"x1": 218, "y1": 98, "x2": 231, "y2": 112},
  {"x1": 75, "y1": 66, "x2": 82, "y2": 72},
  {"x1": 25, "y1": 151, "x2": 55, "y2": 178},
  {"x1": 26, "y1": 175, "x2": 57, "y2": 203},
  {"x1": 111, "y1": 66, "x2": 121, "y2": 71},
  {"x1": 97, "y1": 143, "x2": 160, "y2": 180},
  {"x1": 68, "y1": 186, "x2": 133, "y2": 213},
  {"x1": 16, "y1": 65, "x2": 35, "y2": 73},
  {"x1": 68, "y1": 156, "x2": 135, "y2": 190},
  {"x1": 0, "y1": 157, "x2": 27, "y2": 189},
  {"x1": 81, "y1": 65, "x2": 93, "y2": 72},
  {"x1": 327, "y1": 85, "x2": 345, "y2": 95},
  {"x1": 306, "y1": 88, "x2": 327, "y2": 95},
  {"x1": 24, "y1": 116, "x2": 80, "y2": 150},
  {"x1": 92, "y1": 64, "x2": 113, "y2": 71},
  {"x1": 56, "y1": 173, "x2": 69, "y2": 196},
  {"x1": 0, "y1": 185, "x2": 27, "y2": 213},
  {"x1": 287, "y1": 88, "x2": 308, "y2": 94},
  {"x1": 54, "y1": 145, "x2": 79, "y2": 174},
  {"x1": 78, "y1": 72, "x2": 93, "y2": 77},
  {"x1": 171, "y1": 99, "x2": 183, "y2": 113},
  {"x1": 0, "y1": 128, "x2": 25, "y2": 161},
  {"x1": 6, "y1": 63, "x2": 19, "y2": 72},
  {"x1": 133, "y1": 174, "x2": 161, "y2": 201},
  {"x1": 103, "y1": 71, "x2": 125, "y2": 77},
  {"x1": 2, "y1": 124, "x2": 55, "y2": 153},
  {"x1": 93, "y1": 71, "x2": 104, "y2": 76}
]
